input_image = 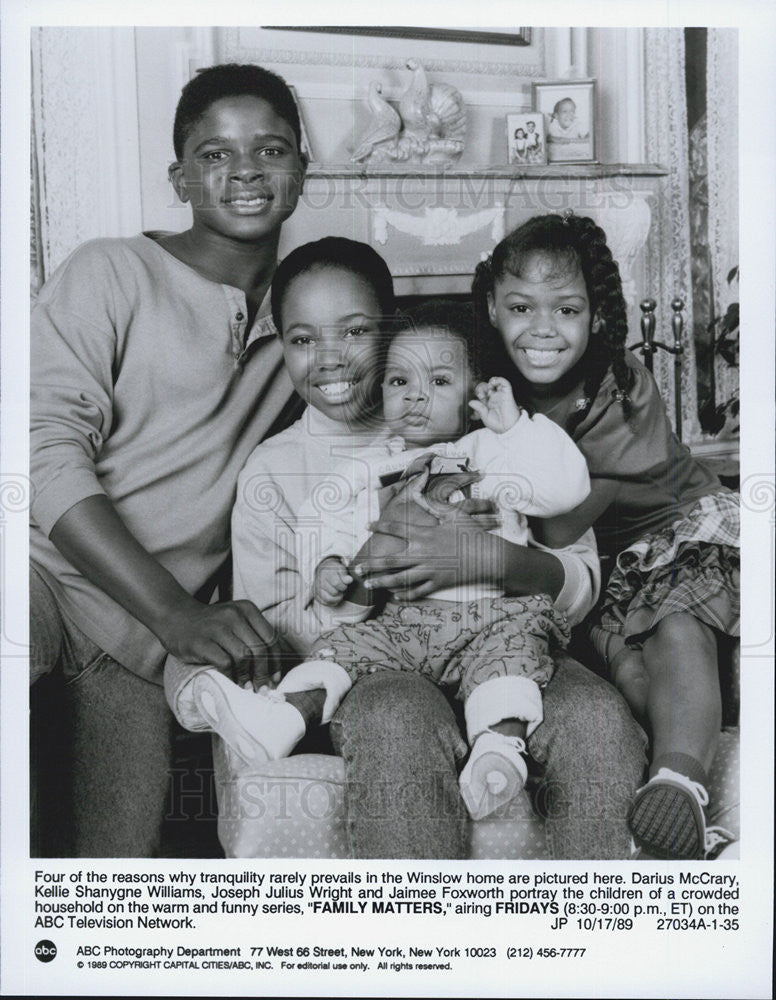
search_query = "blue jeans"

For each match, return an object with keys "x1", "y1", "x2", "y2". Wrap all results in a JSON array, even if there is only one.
[
  {"x1": 330, "y1": 671, "x2": 470, "y2": 858},
  {"x1": 30, "y1": 564, "x2": 175, "y2": 857},
  {"x1": 329, "y1": 654, "x2": 647, "y2": 860},
  {"x1": 528, "y1": 653, "x2": 648, "y2": 858}
]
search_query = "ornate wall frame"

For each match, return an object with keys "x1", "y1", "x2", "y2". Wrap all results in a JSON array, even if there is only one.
[
  {"x1": 217, "y1": 26, "x2": 546, "y2": 78},
  {"x1": 267, "y1": 27, "x2": 532, "y2": 46}
]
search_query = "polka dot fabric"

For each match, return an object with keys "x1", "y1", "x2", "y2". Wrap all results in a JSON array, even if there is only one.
[
  {"x1": 212, "y1": 729, "x2": 740, "y2": 860},
  {"x1": 707, "y1": 727, "x2": 739, "y2": 839},
  {"x1": 469, "y1": 789, "x2": 550, "y2": 859},
  {"x1": 213, "y1": 742, "x2": 350, "y2": 859}
]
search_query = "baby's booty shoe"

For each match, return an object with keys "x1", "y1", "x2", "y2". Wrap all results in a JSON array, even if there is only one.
[
  {"x1": 459, "y1": 730, "x2": 528, "y2": 820},
  {"x1": 192, "y1": 670, "x2": 305, "y2": 767}
]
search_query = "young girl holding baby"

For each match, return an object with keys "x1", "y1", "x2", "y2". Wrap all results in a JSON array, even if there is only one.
[
  {"x1": 173, "y1": 255, "x2": 592, "y2": 820},
  {"x1": 259, "y1": 297, "x2": 592, "y2": 820},
  {"x1": 472, "y1": 211, "x2": 739, "y2": 859}
]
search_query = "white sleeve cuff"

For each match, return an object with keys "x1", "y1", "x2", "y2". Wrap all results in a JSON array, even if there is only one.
[
  {"x1": 277, "y1": 659, "x2": 353, "y2": 724},
  {"x1": 528, "y1": 527, "x2": 600, "y2": 627},
  {"x1": 311, "y1": 599, "x2": 374, "y2": 631},
  {"x1": 464, "y1": 675, "x2": 544, "y2": 741},
  {"x1": 550, "y1": 545, "x2": 600, "y2": 626}
]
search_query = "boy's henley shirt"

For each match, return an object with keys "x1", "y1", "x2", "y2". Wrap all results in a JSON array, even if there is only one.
[{"x1": 30, "y1": 234, "x2": 295, "y2": 683}]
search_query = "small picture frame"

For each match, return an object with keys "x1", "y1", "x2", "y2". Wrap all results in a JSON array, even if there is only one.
[
  {"x1": 531, "y1": 79, "x2": 597, "y2": 163},
  {"x1": 288, "y1": 85, "x2": 315, "y2": 162},
  {"x1": 506, "y1": 113, "x2": 547, "y2": 165}
]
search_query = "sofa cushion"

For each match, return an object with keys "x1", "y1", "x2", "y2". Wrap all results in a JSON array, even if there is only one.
[{"x1": 213, "y1": 728, "x2": 739, "y2": 859}]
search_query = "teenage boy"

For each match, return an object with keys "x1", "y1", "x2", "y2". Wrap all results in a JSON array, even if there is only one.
[{"x1": 30, "y1": 63, "x2": 307, "y2": 857}]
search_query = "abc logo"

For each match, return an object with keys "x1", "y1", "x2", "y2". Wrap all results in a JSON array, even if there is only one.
[{"x1": 35, "y1": 939, "x2": 57, "y2": 963}]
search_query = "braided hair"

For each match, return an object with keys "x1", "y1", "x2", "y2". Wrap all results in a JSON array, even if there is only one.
[{"x1": 473, "y1": 213, "x2": 634, "y2": 433}]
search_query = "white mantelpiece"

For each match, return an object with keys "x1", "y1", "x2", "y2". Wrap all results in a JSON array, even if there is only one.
[
  {"x1": 278, "y1": 162, "x2": 685, "y2": 432},
  {"x1": 281, "y1": 164, "x2": 667, "y2": 330}
]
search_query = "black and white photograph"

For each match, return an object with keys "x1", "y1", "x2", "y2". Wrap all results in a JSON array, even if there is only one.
[
  {"x1": 506, "y1": 113, "x2": 546, "y2": 164},
  {"x1": 1, "y1": 4, "x2": 774, "y2": 998},
  {"x1": 24, "y1": 20, "x2": 742, "y2": 865},
  {"x1": 532, "y1": 78, "x2": 597, "y2": 162}
]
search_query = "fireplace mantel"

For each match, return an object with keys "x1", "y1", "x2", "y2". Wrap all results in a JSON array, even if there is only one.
[
  {"x1": 303, "y1": 163, "x2": 667, "y2": 180},
  {"x1": 281, "y1": 164, "x2": 668, "y2": 315},
  {"x1": 276, "y1": 160, "x2": 720, "y2": 444}
]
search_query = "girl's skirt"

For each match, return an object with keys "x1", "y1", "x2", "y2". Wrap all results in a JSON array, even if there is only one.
[{"x1": 597, "y1": 490, "x2": 740, "y2": 646}]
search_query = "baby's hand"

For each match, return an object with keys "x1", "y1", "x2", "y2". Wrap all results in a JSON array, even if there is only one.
[
  {"x1": 314, "y1": 557, "x2": 353, "y2": 606},
  {"x1": 469, "y1": 377, "x2": 521, "y2": 433}
]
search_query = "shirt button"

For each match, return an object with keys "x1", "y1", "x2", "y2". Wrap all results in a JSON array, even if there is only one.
[{"x1": 235, "y1": 312, "x2": 244, "y2": 322}]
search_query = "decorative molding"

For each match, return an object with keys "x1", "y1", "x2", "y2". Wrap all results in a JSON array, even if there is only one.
[
  {"x1": 293, "y1": 83, "x2": 533, "y2": 108},
  {"x1": 645, "y1": 28, "x2": 701, "y2": 442},
  {"x1": 270, "y1": 26, "x2": 533, "y2": 47},
  {"x1": 302, "y1": 164, "x2": 667, "y2": 180},
  {"x1": 231, "y1": 47, "x2": 546, "y2": 77},
  {"x1": 287, "y1": 171, "x2": 661, "y2": 296},
  {"x1": 33, "y1": 28, "x2": 104, "y2": 278},
  {"x1": 570, "y1": 28, "x2": 589, "y2": 78},
  {"x1": 32, "y1": 27, "x2": 142, "y2": 279},
  {"x1": 220, "y1": 27, "x2": 547, "y2": 78},
  {"x1": 372, "y1": 203, "x2": 505, "y2": 248},
  {"x1": 597, "y1": 197, "x2": 653, "y2": 307},
  {"x1": 706, "y1": 28, "x2": 739, "y2": 417},
  {"x1": 550, "y1": 28, "x2": 573, "y2": 77},
  {"x1": 390, "y1": 261, "x2": 492, "y2": 278},
  {"x1": 623, "y1": 28, "x2": 646, "y2": 163},
  {"x1": 94, "y1": 29, "x2": 143, "y2": 240}
]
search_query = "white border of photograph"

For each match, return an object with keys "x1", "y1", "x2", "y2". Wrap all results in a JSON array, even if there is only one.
[{"x1": 2, "y1": 8, "x2": 775, "y2": 1000}]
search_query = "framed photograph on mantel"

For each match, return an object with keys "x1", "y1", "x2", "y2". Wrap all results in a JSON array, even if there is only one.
[
  {"x1": 532, "y1": 79, "x2": 597, "y2": 163},
  {"x1": 506, "y1": 113, "x2": 546, "y2": 165}
]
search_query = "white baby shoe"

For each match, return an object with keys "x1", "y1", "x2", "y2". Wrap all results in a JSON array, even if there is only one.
[
  {"x1": 459, "y1": 730, "x2": 529, "y2": 820},
  {"x1": 192, "y1": 670, "x2": 305, "y2": 767}
]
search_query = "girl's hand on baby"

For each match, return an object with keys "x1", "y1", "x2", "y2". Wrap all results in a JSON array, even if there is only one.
[
  {"x1": 314, "y1": 556, "x2": 353, "y2": 606},
  {"x1": 452, "y1": 497, "x2": 502, "y2": 531},
  {"x1": 356, "y1": 514, "x2": 505, "y2": 601},
  {"x1": 469, "y1": 377, "x2": 521, "y2": 434}
]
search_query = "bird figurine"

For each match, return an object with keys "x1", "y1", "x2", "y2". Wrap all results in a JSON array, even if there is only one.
[
  {"x1": 351, "y1": 60, "x2": 466, "y2": 166},
  {"x1": 350, "y1": 81, "x2": 401, "y2": 163},
  {"x1": 396, "y1": 59, "x2": 435, "y2": 157}
]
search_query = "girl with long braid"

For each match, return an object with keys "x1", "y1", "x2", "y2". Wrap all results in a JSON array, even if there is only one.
[{"x1": 473, "y1": 212, "x2": 739, "y2": 859}]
